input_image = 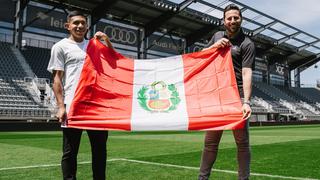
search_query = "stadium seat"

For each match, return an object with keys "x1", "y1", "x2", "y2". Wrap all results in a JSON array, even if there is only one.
[{"x1": 0, "y1": 42, "x2": 53, "y2": 118}]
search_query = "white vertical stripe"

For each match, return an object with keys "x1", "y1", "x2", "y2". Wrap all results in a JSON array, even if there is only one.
[{"x1": 131, "y1": 56, "x2": 188, "y2": 131}]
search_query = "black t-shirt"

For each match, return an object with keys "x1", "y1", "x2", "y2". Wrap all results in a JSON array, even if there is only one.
[{"x1": 207, "y1": 29, "x2": 255, "y2": 96}]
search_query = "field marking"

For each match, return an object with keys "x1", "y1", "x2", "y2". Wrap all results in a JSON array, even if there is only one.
[
  {"x1": 0, "y1": 158, "x2": 318, "y2": 180},
  {"x1": 119, "y1": 158, "x2": 319, "y2": 180},
  {"x1": 0, "y1": 158, "x2": 122, "y2": 171}
]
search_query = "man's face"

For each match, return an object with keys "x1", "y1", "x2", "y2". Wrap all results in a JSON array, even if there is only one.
[
  {"x1": 65, "y1": 15, "x2": 88, "y2": 40},
  {"x1": 224, "y1": 9, "x2": 242, "y2": 35}
]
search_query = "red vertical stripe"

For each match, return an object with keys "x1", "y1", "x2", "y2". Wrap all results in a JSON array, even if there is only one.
[
  {"x1": 67, "y1": 39, "x2": 134, "y2": 131},
  {"x1": 182, "y1": 48, "x2": 245, "y2": 130}
]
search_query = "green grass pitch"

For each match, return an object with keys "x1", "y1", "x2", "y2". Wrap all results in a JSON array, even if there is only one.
[{"x1": 0, "y1": 125, "x2": 319, "y2": 179}]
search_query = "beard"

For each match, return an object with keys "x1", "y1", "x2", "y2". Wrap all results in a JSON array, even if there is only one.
[{"x1": 225, "y1": 24, "x2": 240, "y2": 35}]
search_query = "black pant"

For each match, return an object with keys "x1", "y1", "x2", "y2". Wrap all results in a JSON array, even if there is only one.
[
  {"x1": 61, "y1": 128, "x2": 108, "y2": 180},
  {"x1": 199, "y1": 121, "x2": 250, "y2": 180}
]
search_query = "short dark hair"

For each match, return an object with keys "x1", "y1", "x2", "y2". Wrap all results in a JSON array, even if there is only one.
[
  {"x1": 67, "y1": 10, "x2": 87, "y2": 22},
  {"x1": 223, "y1": 4, "x2": 242, "y2": 19}
]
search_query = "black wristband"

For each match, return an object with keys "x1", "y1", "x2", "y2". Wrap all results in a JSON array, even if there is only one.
[{"x1": 243, "y1": 101, "x2": 251, "y2": 106}]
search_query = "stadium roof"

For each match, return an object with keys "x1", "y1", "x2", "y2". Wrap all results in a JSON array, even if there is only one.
[{"x1": 31, "y1": 0, "x2": 320, "y2": 71}]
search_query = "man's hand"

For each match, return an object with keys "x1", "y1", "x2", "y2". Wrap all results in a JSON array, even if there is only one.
[
  {"x1": 203, "y1": 38, "x2": 231, "y2": 51},
  {"x1": 242, "y1": 103, "x2": 252, "y2": 120},
  {"x1": 94, "y1": 31, "x2": 114, "y2": 49},
  {"x1": 56, "y1": 106, "x2": 66, "y2": 123},
  {"x1": 94, "y1": 31, "x2": 108, "y2": 40}
]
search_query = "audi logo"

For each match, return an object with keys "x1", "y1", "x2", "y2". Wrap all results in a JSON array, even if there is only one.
[
  {"x1": 276, "y1": 65, "x2": 285, "y2": 75},
  {"x1": 103, "y1": 25, "x2": 137, "y2": 45}
]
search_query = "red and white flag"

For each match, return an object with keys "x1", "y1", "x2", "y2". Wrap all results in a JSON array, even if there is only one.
[{"x1": 67, "y1": 39, "x2": 245, "y2": 131}]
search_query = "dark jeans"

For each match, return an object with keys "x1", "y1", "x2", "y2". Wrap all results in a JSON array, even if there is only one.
[
  {"x1": 61, "y1": 128, "x2": 108, "y2": 180},
  {"x1": 199, "y1": 121, "x2": 250, "y2": 180}
]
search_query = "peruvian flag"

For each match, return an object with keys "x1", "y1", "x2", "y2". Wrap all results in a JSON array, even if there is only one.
[{"x1": 67, "y1": 39, "x2": 245, "y2": 131}]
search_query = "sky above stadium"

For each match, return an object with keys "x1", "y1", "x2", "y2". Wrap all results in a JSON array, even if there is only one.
[
  {"x1": 171, "y1": 0, "x2": 320, "y2": 86},
  {"x1": 183, "y1": 0, "x2": 320, "y2": 86},
  {"x1": 235, "y1": 0, "x2": 320, "y2": 86}
]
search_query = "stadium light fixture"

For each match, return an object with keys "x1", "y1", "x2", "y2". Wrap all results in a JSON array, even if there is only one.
[
  {"x1": 107, "y1": 14, "x2": 113, "y2": 19},
  {"x1": 173, "y1": 6, "x2": 178, "y2": 12},
  {"x1": 161, "y1": 28, "x2": 168, "y2": 33}
]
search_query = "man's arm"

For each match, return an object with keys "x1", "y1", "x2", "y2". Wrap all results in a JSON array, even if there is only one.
[
  {"x1": 242, "y1": 67, "x2": 252, "y2": 119},
  {"x1": 52, "y1": 70, "x2": 65, "y2": 122}
]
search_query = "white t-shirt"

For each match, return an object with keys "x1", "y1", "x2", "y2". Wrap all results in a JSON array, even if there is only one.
[{"x1": 47, "y1": 38, "x2": 89, "y2": 114}]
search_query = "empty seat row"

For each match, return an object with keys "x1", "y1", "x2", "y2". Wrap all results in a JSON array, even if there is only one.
[
  {"x1": 21, "y1": 46, "x2": 51, "y2": 79},
  {"x1": 0, "y1": 108, "x2": 52, "y2": 117}
]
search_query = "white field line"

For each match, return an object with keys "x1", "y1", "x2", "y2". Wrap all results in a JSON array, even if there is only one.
[
  {"x1": 0, "y1": 158, "x2": 122, "y2": 171},
  {"x1": 119, "y1": 159, "x2": 319, "y2": 180},
  {"x1": 0, "y1": 158, "x2": 318, "y2": 180}
]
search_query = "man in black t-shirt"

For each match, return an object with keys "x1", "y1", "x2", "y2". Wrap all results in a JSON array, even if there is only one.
[{"x1": 198, "y1": 4, "x2": 255, "y2": 180}]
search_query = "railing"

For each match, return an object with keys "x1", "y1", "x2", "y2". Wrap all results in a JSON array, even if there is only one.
[
  {"x1": 44, "y1": 83, "x2": 56, "y2": 108},
  {"x1": 0, "y1": 32, "x2": 55, "y2": 49},
  {"x1": 24, "y1": 77, "x2": 41, "y2": 103},
  {"x1": 23, "y1": 37, "x2": 55, "y2": 49},
  {"x1": 304, "y1": 114, "x2": 320, "y2": 121},
  {"x1": 24, "y1": 77, "x2": 56, "y2": 109},
  {"x1": 251, "y1": 107, "x2": 268, "y2": 113},
  {"x1": 273, "y1": 107, "x2": 291, "y2": 114}
]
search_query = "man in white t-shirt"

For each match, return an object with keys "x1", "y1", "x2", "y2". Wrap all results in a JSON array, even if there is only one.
[{"x1": 47, "y1": 10, "x2": 113, "y2": 180}]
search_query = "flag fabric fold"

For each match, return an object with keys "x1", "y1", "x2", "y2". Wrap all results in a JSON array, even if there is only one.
[{"x1": 67, "y1": 39, "x2": 245, "y2": 131}]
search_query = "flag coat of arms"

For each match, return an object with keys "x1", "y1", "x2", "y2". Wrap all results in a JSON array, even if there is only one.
[{"x1": 67, "y1": 39, "x2": 245, "y2": 131}]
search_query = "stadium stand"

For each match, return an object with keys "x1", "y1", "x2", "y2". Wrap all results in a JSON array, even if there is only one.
[
  {"x1": 252, "y1": 81, "x2": 320, "y2": 120},
  {"x1": 253, "y1": 83, "x2": 289, "y2": 110},
  {"x1": 21, "y1": 46, "x2": 52, "y2": 80},
  {"x1": 0, "y1": 42, "x2": 52, "y2": 119},
  {"x1": 291, "y1": 87, "x2": 320, "y2": 103},
  {"x1": 0, "y1": 42, "x2": 27, "y2": 78}
]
